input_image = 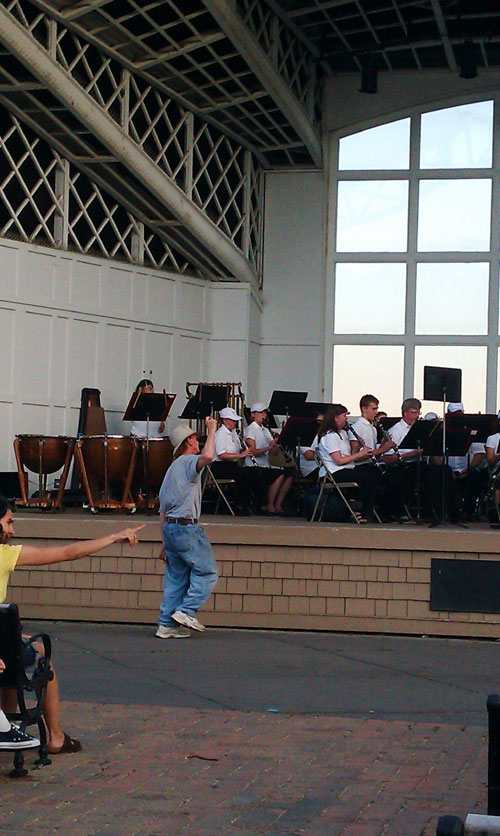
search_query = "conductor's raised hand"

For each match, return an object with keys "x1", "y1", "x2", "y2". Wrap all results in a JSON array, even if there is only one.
[
  {"x1": 111, "y1": 525, "x2": 145, "y2": 546},
  {"x1": 205, "y1": 416, "x2": 217, "y2": 431}
]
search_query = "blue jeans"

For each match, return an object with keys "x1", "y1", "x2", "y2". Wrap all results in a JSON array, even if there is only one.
[{"x1": 159, "y1": 523, "x2": 218, "y2": 625}]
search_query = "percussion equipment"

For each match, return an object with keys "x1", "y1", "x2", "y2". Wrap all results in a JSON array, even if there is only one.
[
  {"x1": 14, "y1": 435, "x2": 75, "y2": 510},
  {"x1": 132, "y1": 436, "x2": 173, "y2": 510},
  {"x1": 75, "y1": 435, "x2": 137, "y2": 513}
]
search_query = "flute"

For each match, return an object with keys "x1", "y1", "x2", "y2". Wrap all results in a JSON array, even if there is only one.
[
  {"x1": 377, "y1": 422, "x2": 404, "y2": 464},
  {"x1": 347, "y1": 422, "x2": 385, "y2": 471}
]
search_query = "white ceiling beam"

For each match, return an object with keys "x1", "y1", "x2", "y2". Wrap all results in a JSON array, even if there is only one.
[
  {"x1": 0, "y1": 5, "x2": 257, "y2": 286},
  {"x1": 201, "y1": 0, "x2": 322, "y2": 168}
]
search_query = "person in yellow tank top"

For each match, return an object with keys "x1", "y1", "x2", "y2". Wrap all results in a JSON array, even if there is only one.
[{"x1": 0, "y1": 496, "x2": 143, "y2": 754}]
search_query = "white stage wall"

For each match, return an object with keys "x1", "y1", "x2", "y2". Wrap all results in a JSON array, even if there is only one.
[{"x1": 0, "y1": 238, "x2": 254, "y2": 473}]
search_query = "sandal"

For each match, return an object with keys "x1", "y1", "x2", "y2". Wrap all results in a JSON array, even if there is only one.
[{"x1": 47, "y1": 732, "x2": 82, "y2": 754}]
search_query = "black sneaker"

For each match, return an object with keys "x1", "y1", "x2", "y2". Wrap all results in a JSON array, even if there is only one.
[{"x1": 0, "y1": 725, "x2": 40, "y2": 750}]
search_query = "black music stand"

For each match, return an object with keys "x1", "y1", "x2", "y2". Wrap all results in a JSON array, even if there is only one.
[
  {"x1": 268, "y1": 390, "x2": 308, "y2": 419},
  {"x1": 123, "y1": 392, "x2": 175, "y2": 514},
  {"x1": 303, "y1": 402, "x2": 331, "y2": 420},
  {"x1": 398, "y1": 418, "x2": 441, "y2": 524},
  {"x1": 423, "y1": 365, "x2": 462, "y2": 525},
  {"x1": 278, "y1": 416, "x2": 320, "y2": 463}
]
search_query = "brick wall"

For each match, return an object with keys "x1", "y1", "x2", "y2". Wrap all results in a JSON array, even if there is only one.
[{"x1": 7, "y1": 515, "x2": 500, "y2": 637}]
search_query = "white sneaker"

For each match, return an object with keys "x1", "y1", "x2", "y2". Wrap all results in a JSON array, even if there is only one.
[
  {"x1": 172, "y1": 611, "x2": 206, "y2": 632},
  {"x1": 155, "y1": 625, "x2": 190, "y2": 639}
]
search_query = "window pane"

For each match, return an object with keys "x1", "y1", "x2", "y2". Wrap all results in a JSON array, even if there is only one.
[
  {"x1": 414, "y1": 346, "x2": 487, "y2": 414},
  {"x1": 333, "y1": 345, "x2": 404, "y2": 415},
  {"x1": 417, "y1": 179, "x2": 491, "y2": 251},
  {"x1": 420, "y1": 101, "x2": 493, "y2": 169},
  {"x1": 337, "y1": 181, "x2": 409, "y2": 252},
  {"x1": 339, "y1": 118, "x2": 410, "y2": 170},
  {"x1": 335, "y1": 263, "x2": 406, "y2": 334},
  {"x1": 416, "y1": 263, "x2": 488, "y2": 335}
]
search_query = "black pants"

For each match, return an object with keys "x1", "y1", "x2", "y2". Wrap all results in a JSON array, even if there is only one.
[
  {"x1": 334, "y1": 465, "x2": 381, "y2": 519},
  {"x1": 210, "y1": 461, "x2": 255, "y2": 510}
]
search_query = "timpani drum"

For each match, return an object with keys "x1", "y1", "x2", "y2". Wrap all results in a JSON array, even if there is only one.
[
  {"x1": 132, "y1": 436, "x2": 173, "y2": 510},
  {"x1": 14, "y1": 434, "x2": 75, "y2": 510},
  {"x1": 75, "y1": 435, "x2": 137, "y2": 513}
]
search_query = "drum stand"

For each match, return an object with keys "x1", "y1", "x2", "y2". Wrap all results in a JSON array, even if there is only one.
[
  {"x1": 14, "y1": 437, "x2": 74, "y2": 511},
  {"x1": 75, "y1": 436, "x2": 137, "y2": 513}
]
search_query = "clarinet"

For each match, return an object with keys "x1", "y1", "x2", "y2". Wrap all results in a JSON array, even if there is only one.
[
  {"x1": 377, "y1": 422, "x2": 404, "y2": 464},
  {"x1": 238, "y1": 431, "x2": 258, "y2": 466},
  {"x1": 347, "y1": 422, "x2": 385, "y2": 471}
]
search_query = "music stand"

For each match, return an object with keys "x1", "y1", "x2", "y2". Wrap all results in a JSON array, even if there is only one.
[
  {"x1": 278, "y1": 417, "x2": 320, "y2": 465},
  {"x1": 303, "y1": 402, "x2": 331, "y2": 420},
  {"x1": 423, "y1": 366, "x2": 462, "y2": 525},
  {"x1": 268, "y1": 390, "x2": 308, "y2": 419},
  {"x1": 123, "y1": 391, "x2": 175, "y2": 513}
]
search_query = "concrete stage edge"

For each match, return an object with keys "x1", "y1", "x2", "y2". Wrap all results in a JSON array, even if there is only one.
[{"x1": 8, "y1": 511, "x2": 500, "y2": 639}]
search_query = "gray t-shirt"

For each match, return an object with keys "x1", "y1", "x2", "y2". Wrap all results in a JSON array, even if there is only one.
[{"x1": 159, "y1": 454, "x2": 203, "y2": 519}]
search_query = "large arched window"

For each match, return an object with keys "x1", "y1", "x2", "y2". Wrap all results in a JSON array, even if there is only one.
[{"x1": 327, "y1": 99, "x2": 497, "y2": 415}]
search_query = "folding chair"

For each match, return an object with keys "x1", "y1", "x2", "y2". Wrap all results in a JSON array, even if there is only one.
[
  {"x1": 310, "y1": 453, "x2": 361, "y2": 523},
  {"x1": 202, "y1": 465, "x2": 236, "y2": 515}
]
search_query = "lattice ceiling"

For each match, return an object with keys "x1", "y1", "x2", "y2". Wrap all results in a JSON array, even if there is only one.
[{"x1": 29, "y1": 0, "x2": 500, "y2": 170}]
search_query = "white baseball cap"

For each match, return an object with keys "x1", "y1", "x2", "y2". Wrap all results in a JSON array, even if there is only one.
[
  {"x1": 250, "y1": 402, "x2": 268, "y2": 413},
  {"x1": 219, "y1": 407, "x2": 242, "y2": 421},
  {"x1": 447, "y1": 402, "x2": 464, "y2": 413}
]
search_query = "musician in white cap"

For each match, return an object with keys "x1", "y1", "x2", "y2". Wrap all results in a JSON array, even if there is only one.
[
  {"x1": 212, "y1": 407, "x2": 254, "y2": 514},
  {"x1": 156, "y1": 417, "x2": 218, "y2": 639},
  {"x1": 244, "y1": 402, "x2": 293, "y2": 515}
]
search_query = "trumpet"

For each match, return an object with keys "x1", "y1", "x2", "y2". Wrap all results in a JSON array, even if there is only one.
[
  {"x1": 347, "y1": 422, "x2": 385, "y2": 471},
  {"x1": 377, "y1": 422, "x2": 404, "y2": 464}
]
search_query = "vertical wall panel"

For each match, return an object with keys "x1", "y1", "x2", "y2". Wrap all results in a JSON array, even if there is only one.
[
  {"x1": 71, "y1": 259, "x2": 102, "y2": 315},
  {"x1": 68, "y1": 318, "x2": 99, "y2": 404},
  {"x1": 22, "y1": 250, "x2": 56, "y2": 305},
  {"x1": 0, "y1": 243, "x2": 19, "y2": 298},
  {"x1": 20, "y1": 311, "x2": 52, "y2": 403},
  {"x1": 146, "y1": 275, "x2": 175, "y2": 325},
  {"x1": 0, "y1": 307, "x2": 15, "y2": 397}
]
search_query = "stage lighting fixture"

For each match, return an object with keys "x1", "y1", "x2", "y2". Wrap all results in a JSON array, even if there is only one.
[
  {"x1": 459, "y1": 40, "x2": 478, "y2": 79},
  {"x1": 359, "y1": 53, "x2": 378, "y2": 94}
]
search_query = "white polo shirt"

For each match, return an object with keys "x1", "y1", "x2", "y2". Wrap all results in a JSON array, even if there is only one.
[
  {"x1": 350, "y1": 416, "x2": 377, "y2": 450},
  {"x1": 386, "y1": 418, "x2": 418, "y2": 461},
  {"x1": 244, "y1": 421, "x2": 272, "y2": 468},
  {"x1": 317, "y1": 430, "x2": 353, "y2": 476},
  {"x1": 299, "y1": 436, "x2": 318, "y2": 477},
  {"x1": 214, "y1": 424, "x2": 241, "y2": 461}
]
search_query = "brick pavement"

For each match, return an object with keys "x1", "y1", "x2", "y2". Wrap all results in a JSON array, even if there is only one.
[{"x1": 0, "y1": 702, "x2": 487, "y2": 836}]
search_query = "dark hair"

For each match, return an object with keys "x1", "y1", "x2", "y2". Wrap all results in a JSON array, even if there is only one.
[
  {"x1": 318, "y1": 404, "x2": 349, "y2": 440},
  {"x1": 135, "y1": 379, "x2": 153, "y2": 392},
  {"x1": 360, "y1": 394, "x2": 379, "y2": 411},
  {"x1": 0, "y1": 494, "x2": 10, "y2": 519}
]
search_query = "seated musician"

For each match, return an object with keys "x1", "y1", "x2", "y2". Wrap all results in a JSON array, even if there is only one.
[
  {"x1": 350, "y1": 395, "x2": 393, "y2": 461},
  {"x1": 485, "y1": 418, "x2": 500, "y2": 519},
  {"x1": 244, "y1": 403, "x2": 293, "y2": 515},
  {"x1": 130, "y1": 379, "x2": 165, "y2": 437},
  {"x1": 212, "y1": 407, "x2": 254, "y2": 515},
  {"x1": 447, "y1": 403, "x2": 487, "y2": 519},
  {"x1": 383, "y1": 398, "x2": 458, "y2": 521},
  {"x1": 316, "y1": 404, "x2": 379, "y2": 523}
]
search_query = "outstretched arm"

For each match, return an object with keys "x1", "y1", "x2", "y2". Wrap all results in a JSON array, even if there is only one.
[{"x1": 16, "y1": 525, "x2": 144, "y2": 567}]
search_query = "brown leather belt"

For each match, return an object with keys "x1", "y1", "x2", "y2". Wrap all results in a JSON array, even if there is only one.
[{"x1": 165, "y1": 517, "x2": 198, "y2": 525}]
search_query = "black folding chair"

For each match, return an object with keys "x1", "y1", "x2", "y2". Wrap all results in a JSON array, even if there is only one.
[{"x1": 0, "y1": 603, "x2": 53, "y2": 777}]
